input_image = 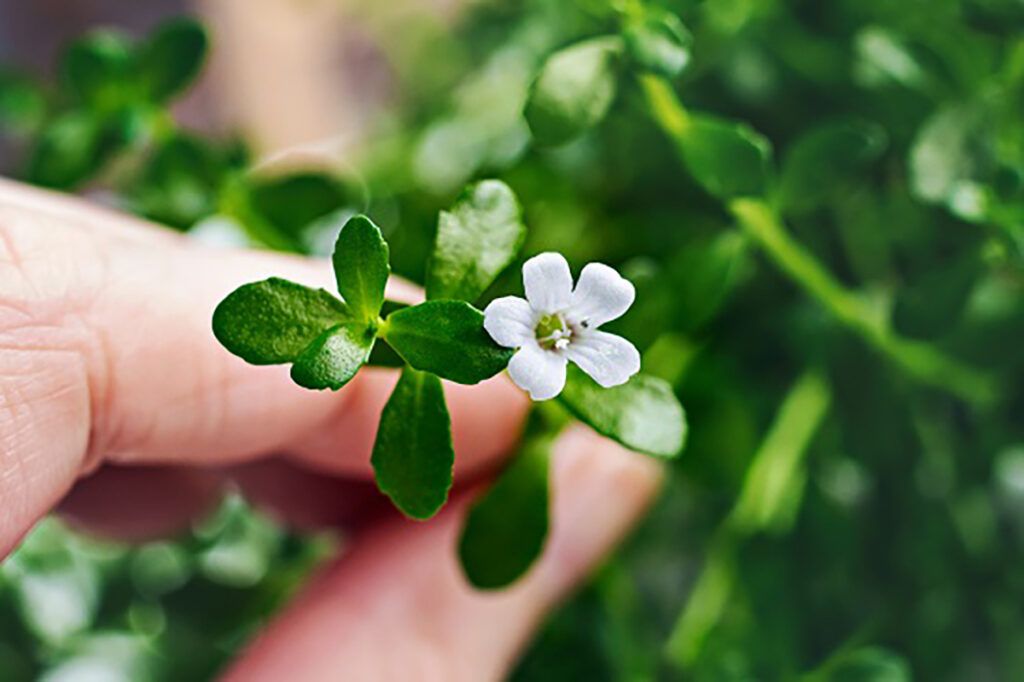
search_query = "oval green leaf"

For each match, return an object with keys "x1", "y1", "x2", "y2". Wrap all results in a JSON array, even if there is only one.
[
  {"x1": 25, "y1": 112, "x2": 107, "y2": 189},
  {"x1": 778, "y1": 120, "x2": 887, "y2": 212},
  {"x1": 0, "y1": 70, "x2": 46, "y2": 135},
  {"x1": 332, "y1": 215, "x2": 390, "y2": 323},
  {"x1": 678, "y1": 114, "x2": 772, "y2": 199},
  {"x1": 524, "y1": 36, "x2": 623, "y2": 146},
  {"x1": 138, "y1": 18, "x2": 208, "y2": 102},
  {"x1": 248, "y1": 172, "x2": 351, "y2": 239},
  {"x1": 212, "y1": 277, "x2": 348, "y2": 365},
  {"x1": 383, "y1": 301, "x2": 513, "y2": 384},
  {"x1": 426, "y1": 179, "x2": 525, "y2": 303},
  {"x1": 557, "y1": 365, "x2": 686, "y2": 457},
  {"x1": 60, "y1": 30, "x2": 134, "y2": 109},
  {"x1": 459, "y1": 434, "x2": 550, "y2": 589},
  {"x1": 130, "y1": 133, "x2": 226, "y2": 229},
  {"x1": 371, "y1": 368, "x2": 454, "y2": 520},
  {"x1": 290, "y1": 322, "x2": 375, "y2": 390}
]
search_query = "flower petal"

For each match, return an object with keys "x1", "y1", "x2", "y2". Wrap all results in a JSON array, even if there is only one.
[
  {"x1": 568, "y1": 262, "x2": 635, "y2": 328},
  {"x1": 566, "y1": 331, "x2": 640, "y2": 388},
  {"x1": 523, "y1": 252, "x2": 573, "y2": 314},
  {"x1": 483, "y1": 296, "x2": 536, "y2": 348},
  {"x1": 507, "y1": 342, "x2": 568, "y2": 401}
]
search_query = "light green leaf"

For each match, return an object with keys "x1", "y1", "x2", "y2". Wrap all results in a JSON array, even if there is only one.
[
  {"x1": 557, "y1": 365, "x2": 686, "y2": 457},
  {"x1": 383, "y1": 301, "x2": 513, "y2": 384},
  {"x1": 0, "y1": 70, "x2": 46, "y2": 135},
  {"x1": 212, "y1": 278, "x2": 348, "y2": 364},
  {"x1": 137, "y1": 18, "x2": 208, "y2": 102},
  {"x1": 778, "y1": 120, "x2": 887, "y2": 212},
  {"x1": 290, "y1": 322, "x2": 375, "y2": 390},
  {"x1": 459, "y1": 433, "x2": 550, "y2": 589},
  {"x1": 426, "y1": 179, "x2": 525, "y2": 303},
  {"x1": 677, "y1": 114, "x2": 772, "y2": 199},
  {"x1": 332, "y1": 215, "x2": 390, "y2": 323},
  {"x1": 827, "y1": 647, "x2": 911, "y2": 682},
  {"x1": 371, "y1": 367, "x2": 454, "y2": 520},
  {"x1": 524, "y1": 36, "x2": 623, "y2": 146},
  {"x1": 909, "y1": 105, "x2": 979, "y2": 205},
  {"x1": 60, "y1": 30, "x2": 134, "y2": 109},
  {"x1": 623, "y1": 9, "x2": 692, "y2": 79}
]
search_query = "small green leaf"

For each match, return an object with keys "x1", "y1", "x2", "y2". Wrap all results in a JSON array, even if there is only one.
[
  {"x1": 623, "y1": 9, "x2": 692, "y2": 79},
  {"x1": 557, "y1": 365, "x2": 686, "y2": 457},
  {"x1": 371, "y1": 367, "x2": 454, "y2": 520},
  {"x1": 677, "y1": 114, "x2": 772, "y2": 199},
  {"x1": 524, "y1": 36, "x2": 623, "y2": 146},
  {"x1": 426, "y1": 179, "x2": 525, "y2": 302},
  {"x1": 778, "y1": 120, "x2": 887, "y2": 212},
  {"x1": 459, "y1": 433, "x2": 550, "y2": 589},
  {"x1": 212, "y1": 278, "x2": 348, "y2": 364},
  {"x1": 290, "y1": 322, "x2": 375, "y2": 390},
  {"x1": 248, "y1": 172, "x2": 351, "y2": 238},
  {"x1": 909, "y1": 105, "x2": 978, "y2": 205},
  {"x1": 60, "y1": 30, "x2": 134, "y2": 109},
  {"x1": 332, "y1": 215, "x2": 390, "y2": 323},
  {"x1": 24, "y1": 111, "x2": 106, "y2": 189},
  {"x1": 137, "y1": 18, "x2": 208, "y2": 102},
  {"x1": 0, "y1": 70, "x2": 46, "y2": 135},
  {"x1": 827, "y1": 647, "x2": 911, "y2": 682},
  {"x1": 129, "y1": 133, "x2": 226, "y2": 229},
  {"x1": 383, "y1": 301, "x2": 513, "y2": 384}
]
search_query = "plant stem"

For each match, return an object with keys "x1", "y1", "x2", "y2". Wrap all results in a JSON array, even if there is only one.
[
  {"x1": 664, "y1": 371, "x2": 831, "y2": 670},
  {"x1": 639, "y1": 73, "x2": 997, "y2": 406}
]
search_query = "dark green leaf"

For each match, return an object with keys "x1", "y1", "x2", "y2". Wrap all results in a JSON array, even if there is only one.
[
  {"x1": 248, "y1": 172, "x2": 351, "y2": 238},
  {"x1": 892, "y1": 250, "x2": 982, "y2": 339},
  {"x1": 426, "y1": 179, "x2": 525, "y2": 302},
  {"x1": 778, "y1": 120, "x2": 887, "y2": 212},
  {"x1": 623, "y1": 9, "x2": 692, "y2": 78},
  {"x1": 332, "y1": 215, "x2": 390, "y2": 323},
  {"x1": 24, "y1": 111, "x2": 107, "y2": 189},
  {"x1": 212, "y1": 278, "x2": 348, "y2": 364},
  {"x1": 459, "y1": 433, "x2": 550, "y2": 589},
  {"x1": 383, "y1": 301, "x2": 513, "y2": 384},
  {"x1": 290, "y1": 322, "x2": 375, "y2": 390},
  {"x1": 129, "y1": 134, "x2": 226, "y2": 229},
  {"x1": 137, "y1": 18, "x2": 208, "y2": 102},
  {"x1": 60, "y1": 30, "x2": 134, "y2": 109},
  {"x1": 371, "y1": 367, "x2": 454, "y2": 520},
  {"x1": 0, "y1": 71, "x2": 46, "y2": 135},
  {"x1": 557, "y1": 365, "x2": 686, "y2": 457},
  {"x1": 524, "y1": 37, "x2": 623, "y2": 146},
  {"x1": 677, "y1": 114, "x2": 772, "y2": 199}
]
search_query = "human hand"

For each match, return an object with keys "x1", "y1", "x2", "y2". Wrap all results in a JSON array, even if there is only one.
[{"x1": 0, "y1": 178, "x2": 662, "y2": 680}]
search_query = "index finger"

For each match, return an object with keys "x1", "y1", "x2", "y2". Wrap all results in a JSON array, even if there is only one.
[{"x1": 0, "y1": 181, "x2": 528, "y2": 556}]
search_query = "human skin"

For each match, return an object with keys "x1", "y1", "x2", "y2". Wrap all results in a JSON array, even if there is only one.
[{"x1": 0, "y1": 177, "x2": 663, "y2": 680}]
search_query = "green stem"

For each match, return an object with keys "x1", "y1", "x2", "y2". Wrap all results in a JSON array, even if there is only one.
[
  {"x1": 639, "y1": 73, "x2": 997, "y2": 406},
  {"x1": 731, "y1": 198, "x2": 996, "y2": 405},
  {"x1": 664, "y1": 371, "x2": 831, "y2": 670}
]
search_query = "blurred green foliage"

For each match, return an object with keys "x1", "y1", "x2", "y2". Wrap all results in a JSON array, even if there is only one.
[{"x1": 3, "y1": 0, "x2": 1024, "y2": 679}]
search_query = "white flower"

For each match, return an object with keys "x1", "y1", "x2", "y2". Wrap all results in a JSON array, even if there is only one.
[{"x1": 484, "y1": 252, "x2": 640, "y2": 400}]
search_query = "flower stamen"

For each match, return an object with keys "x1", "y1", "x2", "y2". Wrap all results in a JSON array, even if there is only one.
[{"x1": 535, "y1": 313, "x2": 572, "y2": 351}]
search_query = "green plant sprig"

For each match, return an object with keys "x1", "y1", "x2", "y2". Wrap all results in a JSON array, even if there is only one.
[{"x1": 211, "y1": 179, "x2": 687, "y2": 588}]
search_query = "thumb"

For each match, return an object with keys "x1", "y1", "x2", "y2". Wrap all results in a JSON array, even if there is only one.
[{"x1": 221, "y1": 427, "x2": 664, "y2": 682}]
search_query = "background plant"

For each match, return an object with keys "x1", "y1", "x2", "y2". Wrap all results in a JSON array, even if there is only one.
[{"x1": 1, "y1": 0, "x2": 1024, "y2": 679}]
